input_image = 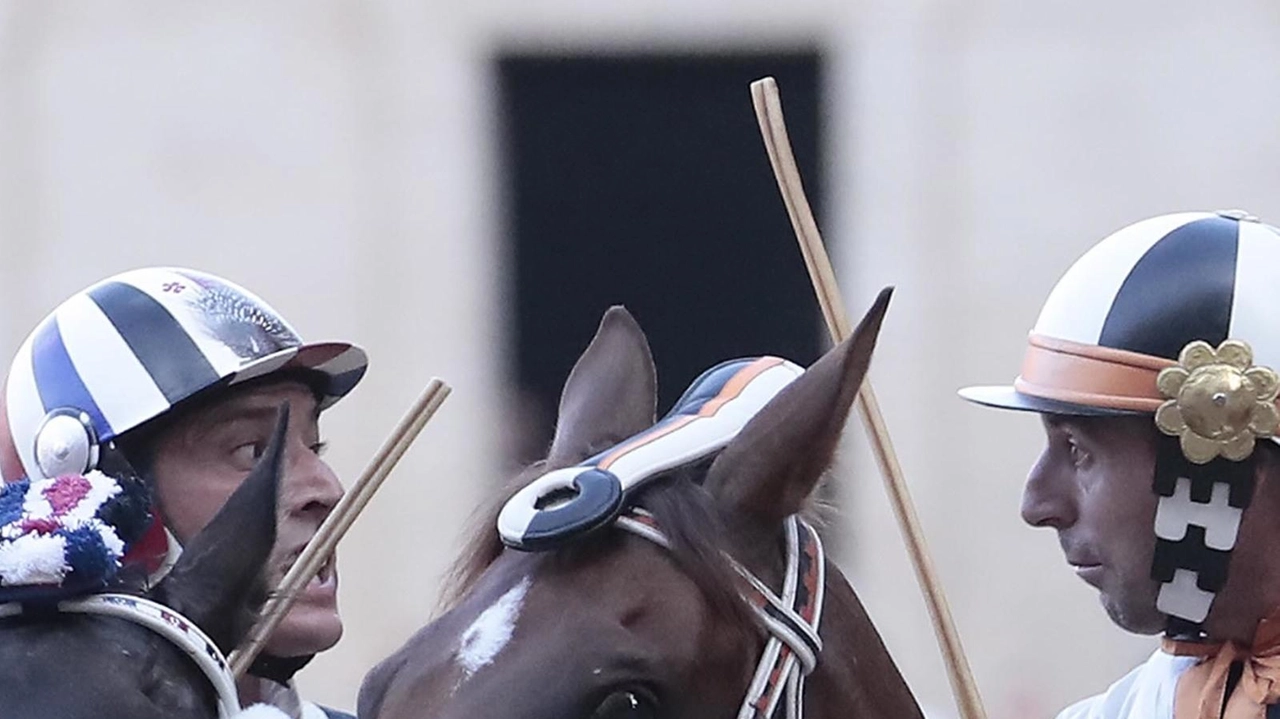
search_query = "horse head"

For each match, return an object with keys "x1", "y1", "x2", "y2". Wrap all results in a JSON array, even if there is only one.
[
  {"x1": 359, "y1": 290, "x2": 923, "y2": 719},
  {"x1": 0, "y1": 408, "x2": 289, "y2": 719}
]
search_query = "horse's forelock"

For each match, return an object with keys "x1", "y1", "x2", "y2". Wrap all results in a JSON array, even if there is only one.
[
  {"x1": 439, "y1": 458, "x2": 757, "y2": 636},
  {"x1": 633, "y1": 467, "x2": 755, "y2": 634},
  {"x1": 437, "y1": 460, "x2": 549, "y2": 612}
]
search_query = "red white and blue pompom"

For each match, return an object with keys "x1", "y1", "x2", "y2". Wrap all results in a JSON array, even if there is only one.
[{"x1": 0, "y1": 471, "x2": 151, "y2": 602}]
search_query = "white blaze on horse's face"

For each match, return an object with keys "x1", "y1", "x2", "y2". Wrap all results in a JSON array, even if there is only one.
[{"x1": 454, "y1": 576, "x2": 531, "y2": 680}]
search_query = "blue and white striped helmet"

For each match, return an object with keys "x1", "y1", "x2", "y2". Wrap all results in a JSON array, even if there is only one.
[{"x1": 3, "y1": 268, "x2": 367, "y2": 481}]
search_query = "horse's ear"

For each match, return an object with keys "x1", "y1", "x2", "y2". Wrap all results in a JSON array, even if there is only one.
[
  {"x1": 156, "y1": 406, "x2": 286, "y2": 651},
  {"x1": 547, "y1": 306, "x2": 658, "y2": 464},
  {"x1": 705, "y1": 289, "x2": 892, "y2": 525}
]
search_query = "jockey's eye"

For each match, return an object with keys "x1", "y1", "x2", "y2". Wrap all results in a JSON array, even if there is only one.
[
  {"x1": 589, "y1": 689, "x2": 658, "y2": 719},
  {"x1": 231, "y1": 442, "x2": 265, "y2": 469}
]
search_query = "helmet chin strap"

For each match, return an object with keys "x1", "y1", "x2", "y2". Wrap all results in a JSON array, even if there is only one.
[
  {"x1": 249, "y1": 652, "x2": 315, "y2": 684},
  {"x1": 1151, "y1": 436, "x2": 1257, "y2": 639}
]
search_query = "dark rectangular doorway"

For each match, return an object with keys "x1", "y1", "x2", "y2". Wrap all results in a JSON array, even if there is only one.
[{"x1": 500, "y1": 51, "x2": 825, "y2": 463}]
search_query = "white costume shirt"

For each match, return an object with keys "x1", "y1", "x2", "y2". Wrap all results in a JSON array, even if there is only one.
[{"x1": 1057, "y1": 650, "x2": 1198, "y2": 719}]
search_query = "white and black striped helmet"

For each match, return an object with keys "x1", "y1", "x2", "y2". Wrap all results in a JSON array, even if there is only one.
[
  {"x1": 2, "y1": 268, "x2": 367, "y2": 481},
  {"x1": 961, "y1": 210, "x2": 1280, "y2": 419}
]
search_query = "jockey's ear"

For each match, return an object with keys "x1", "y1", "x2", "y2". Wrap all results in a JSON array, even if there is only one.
[
  {"x1": 705, "y1": 288, "x2": 892, "y2": 526},
  {"x1": 547, "y1": 306, "x2": 658, "y2": 465},
  {"x1": 156, "y1": 405, "x2": 286, "y2": 652}
]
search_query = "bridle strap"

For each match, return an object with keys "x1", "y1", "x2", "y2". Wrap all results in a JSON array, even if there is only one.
[
  {"x1": 735, "y1": 517, "x2": 825, "y2": 719},
  {"x1": 616, "y1": 509, "x2": 824, "y2": 719},
  {"x1": 1, "y1": 593, "x2": 241, "y2": 718}
]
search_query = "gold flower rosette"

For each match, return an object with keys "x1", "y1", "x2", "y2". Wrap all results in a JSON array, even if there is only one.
[{"x1": 1155, "y1": 340, "x2": 1280, "y2": 464}]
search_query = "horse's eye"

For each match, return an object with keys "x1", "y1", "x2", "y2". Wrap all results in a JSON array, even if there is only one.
[{"x1": 590, "y1": 690, "x2": 658, "y2": 719}]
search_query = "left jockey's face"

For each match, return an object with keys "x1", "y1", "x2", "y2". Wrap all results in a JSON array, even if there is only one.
[
  {"x1": 150, "y1": 380, "x2": 344, "y2": 658},
  {"x1": 1022, "y1": 414, "x2": 1164, "y2": 634}
]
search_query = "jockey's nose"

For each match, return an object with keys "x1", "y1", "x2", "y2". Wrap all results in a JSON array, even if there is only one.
[
  {"x1": 281, "y1": 440, "x2": 344, "y2": 523},
  {"x1": 1021, "y1": 446, "x2": 1077, "y2": 530}
]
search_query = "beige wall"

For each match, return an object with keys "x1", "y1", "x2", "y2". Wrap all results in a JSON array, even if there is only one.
[{"x1": 1, "y1": 2, "x2": 1277, "y2": 717}]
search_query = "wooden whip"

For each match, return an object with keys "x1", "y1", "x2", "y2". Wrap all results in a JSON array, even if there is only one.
[
  {"x1": 229, "y1": 378, "x2": 452, "y2": 677},
  {"x1": 750, "y1": 77, "x2": 987, "y2": 719}
]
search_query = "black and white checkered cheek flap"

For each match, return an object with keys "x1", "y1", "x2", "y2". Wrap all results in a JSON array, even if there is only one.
[{"x1": 497, "y1": 357, "x2": 804, "y2": 550}]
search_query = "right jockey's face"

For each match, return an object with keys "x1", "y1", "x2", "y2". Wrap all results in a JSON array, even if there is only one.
[
  {"x1": 1023, "y1": 414, "x2": 1165, "y2": 634},
  {"x1": 149, "y1": 379, "x2": 344, "y2": 658}
]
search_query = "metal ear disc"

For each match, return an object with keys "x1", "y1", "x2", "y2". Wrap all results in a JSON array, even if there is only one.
[{"x1": 34, "y1": 410, "x2": 99, "y2": 479}]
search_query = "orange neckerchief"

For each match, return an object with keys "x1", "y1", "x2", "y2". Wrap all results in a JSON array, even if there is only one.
[{"x1": 1164, "y1": 608, "x2": 1280, "y2": 719}]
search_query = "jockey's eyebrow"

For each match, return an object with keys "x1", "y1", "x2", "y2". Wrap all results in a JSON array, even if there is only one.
[
  {"x1": 205, "y1": 405, "x2": 292, "y2": 428},
  {"x1": 190, "y1": 388, "x2": 323, "y2": 432},
  {"x1": 1041, "y1": 414, "x2": 1094, "y2": 436}
]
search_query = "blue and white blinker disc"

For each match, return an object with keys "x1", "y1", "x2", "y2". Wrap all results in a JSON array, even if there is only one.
[{"x1": 497, "y1": 356, "x2": 804, "y2": 551}]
